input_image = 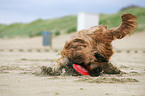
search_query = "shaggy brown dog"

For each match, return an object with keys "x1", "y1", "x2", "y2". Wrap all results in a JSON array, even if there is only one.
[{"x1": 51, "y1": 13, "x2": 137, "y2": 76}]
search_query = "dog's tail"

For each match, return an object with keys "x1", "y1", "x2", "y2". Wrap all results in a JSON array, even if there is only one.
[{"x1": 108, "y1": 13, "x2": 137, "y2": 40}]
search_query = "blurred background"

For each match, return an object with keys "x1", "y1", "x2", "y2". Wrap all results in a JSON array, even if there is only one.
[{"x1": 0, "y1": 0, "x2": 145, "y2": 50}]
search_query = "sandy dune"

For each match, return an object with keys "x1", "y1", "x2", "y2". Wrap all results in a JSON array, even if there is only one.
[{"x1": 0, "y1": 31, "x2": 145, "y2": 96}]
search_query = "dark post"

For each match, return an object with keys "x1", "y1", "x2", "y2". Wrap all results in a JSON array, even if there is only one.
[{"x1": 42, "y1": 31, "x2": 52, "y2": 47}]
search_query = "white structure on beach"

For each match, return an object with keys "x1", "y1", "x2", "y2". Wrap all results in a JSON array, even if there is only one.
[{"x1": 77, "y1": 12, "x2": 99, "y2": 32}]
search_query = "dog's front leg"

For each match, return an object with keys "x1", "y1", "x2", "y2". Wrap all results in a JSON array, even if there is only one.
[
  {"x1": 102, "y1": 63, "x2": 121, "y2": 74},
  {"x1": 53, "y1": 56, "x2": 69, "y2": 75}
]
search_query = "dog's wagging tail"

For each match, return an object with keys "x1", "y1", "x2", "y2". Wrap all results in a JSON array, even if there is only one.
[{"x1": 50, "y1": 13, "x2": 137, "y2": 76}]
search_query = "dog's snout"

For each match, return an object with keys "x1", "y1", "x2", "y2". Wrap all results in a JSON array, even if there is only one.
[{"x1": 89, "y1": 66, "x2": 102, "y2": 76}]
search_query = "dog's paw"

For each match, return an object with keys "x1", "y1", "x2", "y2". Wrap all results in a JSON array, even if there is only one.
[{"x1": 89, "y1": 67, "x2": 102, "y2": 77}]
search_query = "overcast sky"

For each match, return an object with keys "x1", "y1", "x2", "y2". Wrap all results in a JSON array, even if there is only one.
[{"x1": 0, "y1": 0, "x2": 145, "y2": 24}]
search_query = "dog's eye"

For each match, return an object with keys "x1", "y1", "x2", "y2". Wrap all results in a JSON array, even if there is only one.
[{"x1": 94, "y1": 52, "x2": 108, "y2": 62}]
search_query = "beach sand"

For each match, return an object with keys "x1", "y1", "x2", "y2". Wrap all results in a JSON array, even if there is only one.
[{"x1": 0, "y1": 31, "x2": 145, "y2": 96}]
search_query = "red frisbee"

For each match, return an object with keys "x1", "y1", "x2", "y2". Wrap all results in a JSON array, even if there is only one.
[{"x1": 73, "y1": 64, "x2": 90, "y2": 76}]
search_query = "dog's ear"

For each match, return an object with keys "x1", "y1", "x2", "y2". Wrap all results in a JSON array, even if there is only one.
[{"x1": 94, "y1": 52, "x2": 108, "y2": 62}]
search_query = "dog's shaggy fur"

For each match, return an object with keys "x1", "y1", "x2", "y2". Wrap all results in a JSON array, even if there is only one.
[{"x1": 52, "y1": 13, "x2": 137, "y2": 76}]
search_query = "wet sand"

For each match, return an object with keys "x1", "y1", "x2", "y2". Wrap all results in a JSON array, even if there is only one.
[{"x1": 0, "y1": 31, "x2": 145, "y2": 96}]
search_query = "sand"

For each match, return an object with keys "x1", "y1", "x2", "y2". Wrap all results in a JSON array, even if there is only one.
[{"x1": 0, "y1": 31, "x2": 145, "y2": 96}]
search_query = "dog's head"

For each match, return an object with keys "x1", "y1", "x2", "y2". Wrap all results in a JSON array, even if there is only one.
[
  {"x1": 60, "y1": 38, "x2": 108, "y2": 76},
  {"x1": 61, "y1": 38, "x2": 90, "y2": 64}
]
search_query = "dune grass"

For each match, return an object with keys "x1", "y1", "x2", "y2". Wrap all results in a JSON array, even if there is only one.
[
  {"x1": 99, "y1": 7, "x2": 145, "y2": 32},
  {"x1": 0, "y1": 7, "x2": 144, "y2": 38}
]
